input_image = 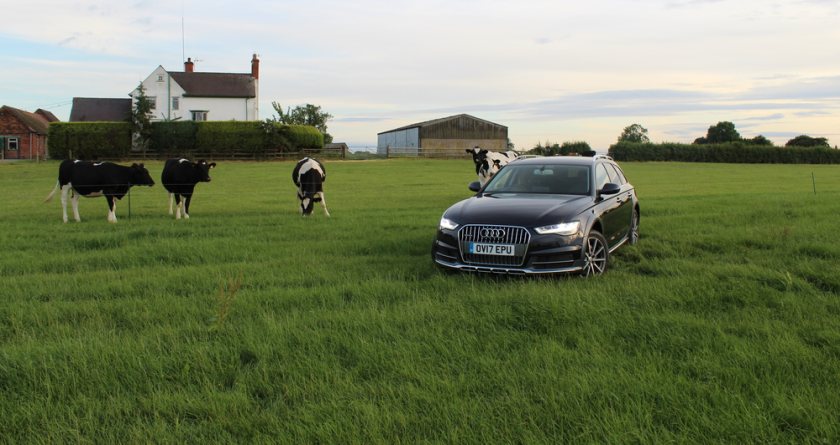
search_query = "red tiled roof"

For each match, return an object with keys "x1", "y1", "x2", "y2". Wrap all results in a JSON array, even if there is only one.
[{"x1": 0, "y1": 105, "x2": 51, "y2": 134}]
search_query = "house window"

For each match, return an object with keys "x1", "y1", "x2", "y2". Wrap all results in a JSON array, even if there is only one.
[
  {"x1": 148, "y1": 96, "x2": 157, "y2": 110},
  {"x1": 172, "y1": 97, "x2": 180, "y2": 110},
  {"x1": 157, "y1": 74, "x2": 164, "y2": 82},
  {"x1": 191, "y1": 110, "x2": 208, "y2": 121},
  {"x1": 7, "y1": 137, "x2": 19, "y2": 151}
]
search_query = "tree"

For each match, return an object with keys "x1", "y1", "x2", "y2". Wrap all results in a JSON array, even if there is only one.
[
  {"x1": 704, "y1": 121, "x2": 740, "y2": 144},
  {"x1": 131, "y1": 82, "x2": 153, "y2": 151},
  {"x1": 694, "y1": 121, "x2": 740, "y2": 144},
  {"x1": 747, "y1": 135, "x2": 773, "y2": 146},
  {"x1": 785, "y1": 135, "x2": 830, "y2": 148},
  {"x1": 528, "y1": 140, "x2": 591, "y2": 156},
  {"x1": 617, "y1": 123, "x2": 650, "y2": 143},
  {"x1": 560, "y1": 141, "x2": 591, "y2": 155},
  {"x1": 271, "y1": 102, "x2": 334, "y2": 144}
]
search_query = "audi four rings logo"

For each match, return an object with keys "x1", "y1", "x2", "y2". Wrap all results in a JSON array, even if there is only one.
[{"x1": 480, "y1": 228, "x2": 506, "y2": 239}]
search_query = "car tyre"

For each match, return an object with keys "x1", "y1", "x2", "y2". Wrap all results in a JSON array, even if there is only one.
[
  {"x1": 580, "y1": 230, "x2": 609, "y2": 277},
  {"x1": 629, "y1": 208, "x2": 640, "y2": 245}
]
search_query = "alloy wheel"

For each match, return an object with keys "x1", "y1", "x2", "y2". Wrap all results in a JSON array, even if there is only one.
[{"x1": 581, "y1": 232, "x2": 608, "y2": 277}]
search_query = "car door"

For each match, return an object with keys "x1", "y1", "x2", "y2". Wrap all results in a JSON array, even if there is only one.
[
  {"x1": 605, "y1": 162, "x2": 634, "y2": 244},
  {"x1": 594, "y1": 163, "x2": 623, "y2": 244}
]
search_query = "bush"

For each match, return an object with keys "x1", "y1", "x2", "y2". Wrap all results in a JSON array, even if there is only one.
[
  {"x1": 149, "y1": 121, "x2": 197, "y2": 154},
  {"x1": 48, "y1": 122, "x2": 132, "y2": 160},
  {"x1": 47, "y1": 121, "x2": 324, "y2": 159},
  {"x1": 283, "y1": 124, "x2": 324, "y2": 149},
  {"x1": 609, "y1": 142, "x2": 840, "y2": 164},
  {"x1": 195, "y1": 122, "x2": 265, "y2": 155}
]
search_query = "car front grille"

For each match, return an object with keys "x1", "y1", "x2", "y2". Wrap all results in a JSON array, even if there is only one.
[{"x1": 458, "y1": 225, "x2": 530, "y2": 267}]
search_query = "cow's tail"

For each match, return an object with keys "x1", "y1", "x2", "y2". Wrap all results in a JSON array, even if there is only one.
[{"x1": 44, "y1": 181, "x2": 60, "y2": 203}]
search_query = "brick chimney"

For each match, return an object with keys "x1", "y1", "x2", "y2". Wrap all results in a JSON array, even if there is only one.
[
  {"x1": 251, "y1": 54, "x2": 259, "y2": 79},
  {"x1": 184, "y1": 57, "x2": 194, "y2": 73}
]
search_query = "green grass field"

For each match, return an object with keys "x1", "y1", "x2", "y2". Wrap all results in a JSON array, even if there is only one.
[{"x1": 1, "y1": 159, "x2": 839, "y2": 443}]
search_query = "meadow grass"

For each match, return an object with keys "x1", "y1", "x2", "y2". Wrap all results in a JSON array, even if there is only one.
[{"x1": 1, "y1": 159, "x2": 839, "y2": 443}]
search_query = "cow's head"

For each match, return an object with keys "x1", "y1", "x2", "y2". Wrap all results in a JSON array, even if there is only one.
[
  {"x1": 130, "y1": 163, "x2": 155, "y2": 186},
  {"x1": 298, "y1": 180, "x2": 323, "y2": 215},
  {"x1": 296, "y1": 160, "x2": 325, "y2": 216},
  {"x1": 195, "y1": 160, "x2": 217, "y2": 182},
  {"x1": 466, "y1": 146, "x2": 490, "y2": 175}
]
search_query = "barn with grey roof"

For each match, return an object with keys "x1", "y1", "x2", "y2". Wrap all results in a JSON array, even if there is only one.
[{"x1": 377, "y1": 114, "x2": 508, "y2": 157}]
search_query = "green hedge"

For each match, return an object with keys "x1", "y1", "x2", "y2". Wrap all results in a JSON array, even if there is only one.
[
  {"x1": 48, "y1": 121, "x2": 324, "y2": 159},
  {"x1": 194, "y1": 121, "x2": 266, "y2": 155},
  {"x1": 48, "y1": 122, "x2": 132, "y2": 160},
  {"x1": 150, "y1": 121, "x2": 197, "y2": 154},
  {"x1": 609, "y1": 142, "x2": 840, "y2": 164},
  {"x1": 283, "y1": 124, "x2": 324, "y2": 149}
]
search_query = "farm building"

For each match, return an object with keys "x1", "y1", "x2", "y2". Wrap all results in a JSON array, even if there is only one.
[
  {"x1": 69, "y1": 54, "x2": 259, "y2": 123},
  {"x1": 0, "y1": 105, "x2": 58, "y2": 160},
  {"x1": 132, "y1": 54, "x2": 259, "y2": 122},
  {"x1": 69, "y1": 98, "x2": 132, "y2": 122},
  {"x1": 377, "y1": 114, "x2": 508, "y2": 156}
]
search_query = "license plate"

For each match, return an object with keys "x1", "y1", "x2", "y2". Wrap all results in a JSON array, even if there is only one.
[{"x1": 469, "y1": 242, "x2": 515, "y2": 256}]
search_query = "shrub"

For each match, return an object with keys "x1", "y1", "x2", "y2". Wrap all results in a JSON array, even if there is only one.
[
  {"x1": 149, "y1": 121, "x2": 197, "y2": 155},
  {"x1": 609, "y1": 142, "x2": 840, "y2": 164},
  {"x1": 48, "y1": 122, "x2": 132, "y2": 160}
]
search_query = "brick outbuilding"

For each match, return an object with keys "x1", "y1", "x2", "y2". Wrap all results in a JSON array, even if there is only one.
[{"x1": 0, "y1": 106, "x2": 58, "y2": 160}]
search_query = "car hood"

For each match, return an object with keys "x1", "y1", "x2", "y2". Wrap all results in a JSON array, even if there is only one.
[{"x1": 444, "y1": 193, "x2": 592, "y2": 227}]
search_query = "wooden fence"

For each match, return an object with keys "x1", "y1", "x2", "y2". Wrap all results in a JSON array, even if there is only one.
[{"x1": 385, "y1": 147, "x2": 471, "y2": 159}]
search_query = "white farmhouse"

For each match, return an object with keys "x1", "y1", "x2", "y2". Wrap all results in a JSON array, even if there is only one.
[{"x1": 131, "y1": 54, "x2": 260, "y2": 122}]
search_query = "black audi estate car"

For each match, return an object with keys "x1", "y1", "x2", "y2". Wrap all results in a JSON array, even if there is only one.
[{"x1": 432, "y1": 155, "x2": 639, "y2": 276}]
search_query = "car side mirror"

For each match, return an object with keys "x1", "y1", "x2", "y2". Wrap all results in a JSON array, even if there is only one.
[
  {"x1": 600, "y1": 183, "x2": 621, "y2": 195},
  {"x1": 468, "y1": 181, "x2": 481, "y2": 192}
]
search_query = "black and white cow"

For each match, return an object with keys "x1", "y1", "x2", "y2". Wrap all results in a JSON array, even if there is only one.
[
  {"x1": 466, "y1": 146, "x2": 520, "y2": 186},
  {"x1": 44, "y1": 160, "x2": 155, "y2": 223},
  {"x1": 161, "y1": 158, "x2": 216, "y2": 219},
  {"x1": 292, "y1": 157, "x2": 330, "y2": 217}
]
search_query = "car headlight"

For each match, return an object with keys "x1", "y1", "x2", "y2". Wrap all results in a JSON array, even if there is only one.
[
  {"x1": 534, "y1": 221, "x2": 580, "y2": 235},
  {"x1": 439, "y1": 217, "x2": 459, "y2": 231}
]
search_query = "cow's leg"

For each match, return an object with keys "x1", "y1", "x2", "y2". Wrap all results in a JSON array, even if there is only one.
[
  {"x1": 60, "y1": 185, "x2": 70, "y2": 223},
  {"x1": 319, "y1": 192, "x2": 330, "y2": 217},
  {"x1": 297, "y1": 190, "x2": 306, "y2": 215},
  {"x1": 70, "y1": 189, "x2": 81, "y2": 222},
  {"x1": 174, "y1": 194, "x2": 182, "y2": 219},
  {"x1": 183, "y1": 194, "x2": 192, "y2": 219},
  {"x1": 168, "y1": 193, "x2": 174, "y2": 215},
  {"x1": 106, "y1": 196, "x2": 117, "y2": 223}
]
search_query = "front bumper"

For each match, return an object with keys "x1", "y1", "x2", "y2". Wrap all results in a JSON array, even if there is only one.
[{"x1": 431, "y1": 228, "x2": 585, "y2": 275}]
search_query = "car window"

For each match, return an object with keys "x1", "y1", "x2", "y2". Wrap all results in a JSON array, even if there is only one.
[
  {"x1": 595, "y1": 164, "x2": 611, "y2": 190},
  {"x1": 610, "y1": 164, "x2": 627, "y2": 184},
  {"x1": 484, "y1": 164, "x2": 591, "y2": 195},
  {"x1": 606, "y1": 163, "x2": 625, "y2": 185}
]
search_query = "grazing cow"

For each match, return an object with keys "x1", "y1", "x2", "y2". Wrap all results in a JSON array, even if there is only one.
[
  {"x1": 292, "y1": 157, "x2": 330, "y2": 217},
  {"x1": 161, "y1": 158, "x2": 216, "y2": 219},
  {"x1": 44, "y1": 160, "x2": 155, "y2": 223},
  {"x1": 466, "y1": 146, "x2": 520, "y2": 186}
]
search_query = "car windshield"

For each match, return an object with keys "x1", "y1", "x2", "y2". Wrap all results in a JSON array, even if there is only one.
[{"x1": 483, "y1": 164, "x2": 591, "y2": 195}]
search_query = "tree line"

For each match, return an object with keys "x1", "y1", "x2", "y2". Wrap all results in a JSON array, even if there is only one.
[{"x1": 528, "y1": 122, "x2": 834, "y2": 154}]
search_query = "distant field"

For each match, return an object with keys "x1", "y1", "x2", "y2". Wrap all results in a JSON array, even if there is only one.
[{"x1": 1, "y1": 159, "x2": 839, "y2": 443}]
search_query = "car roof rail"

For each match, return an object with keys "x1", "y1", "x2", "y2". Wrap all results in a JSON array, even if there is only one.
[{"x1": 593, "y1": 154, "x2": 613, "y2": 161}]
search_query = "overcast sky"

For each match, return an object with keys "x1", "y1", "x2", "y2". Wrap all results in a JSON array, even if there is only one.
[{"x1": 2, "y1": 0, "x2": 839, "y2": 150}]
